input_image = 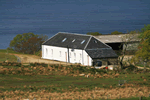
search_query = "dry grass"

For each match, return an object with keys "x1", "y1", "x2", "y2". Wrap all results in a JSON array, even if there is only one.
[{"x1": 0, "y1": 86, "x2": 149, "y2": 100}]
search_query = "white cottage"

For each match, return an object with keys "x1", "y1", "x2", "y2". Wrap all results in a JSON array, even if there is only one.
[{"x1": 42, "y1": 32, "x2": 118, "y2": 66}]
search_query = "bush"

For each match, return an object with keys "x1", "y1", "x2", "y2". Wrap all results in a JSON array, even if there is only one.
[
  {"x1": 6, "y1": 47, "x2": 14, "y2": 51},
  {"x1": 35, "y1": 50, "x2": 41, "y2": 57},
  {"x1": 111, "y1": 31, "x2": 123, "y2": 35},
  {"x1": 86, "y1": 32, "x2": 102, "y2": 36},
  {"x1": 41, "y1": 63, "x2": 48, "y2": 67},
  {"x1": 125, "y1": 65, "x2": 138, "y2": 73}
]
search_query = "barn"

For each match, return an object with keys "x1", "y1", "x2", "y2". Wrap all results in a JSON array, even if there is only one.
[
  {"x1": 94, "y1": 34, "x2": 140, "y2": 51},
  {"x1": 42, "y1": 32, "x2": 118, "y2": 66}
]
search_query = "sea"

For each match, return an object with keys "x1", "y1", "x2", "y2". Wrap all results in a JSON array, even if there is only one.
[{"x1": 0, "y1": 0, "x2": 150, "y2": 49}]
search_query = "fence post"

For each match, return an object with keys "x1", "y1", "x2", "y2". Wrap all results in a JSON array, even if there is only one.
[
  {"x1": 107, "y1": 95, "x2": 109, "y2": 100},
  {"x1": 93, "y1": 95, "x2": 94, "y2": 99},
  {"x1": 119, "y1": 95, "x2": 121, "y2": 99},
  {"x1": 139, "y1": 96, "x2": 142, "y2": 100}
]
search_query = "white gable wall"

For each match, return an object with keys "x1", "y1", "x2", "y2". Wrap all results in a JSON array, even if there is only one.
[{"x1": 42, "y1": 45, "x2": 92, "y2": 66}]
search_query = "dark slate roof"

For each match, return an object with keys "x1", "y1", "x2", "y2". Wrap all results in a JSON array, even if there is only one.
[
  {"x1": 85, "y1": 37, "x2": 110, "y2": 49},
  {"x1": 85, "y1": 48, "x2": 118, "y2": 59},
  {"x1": 42, "y1": 32, "x2": 91, "y2": 49}
]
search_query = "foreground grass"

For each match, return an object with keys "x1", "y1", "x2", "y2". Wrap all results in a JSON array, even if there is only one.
[
  {"x1": 0, "y1": 64, "x2": 150, "y2": 92},
  {"x1": 0, "y1": 62, "x2": 150, "y2": 99}
]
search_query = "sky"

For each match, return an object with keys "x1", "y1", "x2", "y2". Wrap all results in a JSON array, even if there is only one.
[{"x1": 0, "y1": 0, "x2": 150, "y2": 49}]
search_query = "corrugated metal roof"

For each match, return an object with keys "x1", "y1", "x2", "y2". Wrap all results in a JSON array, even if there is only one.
[{"x1": 94, "y1": 34, "x2": 140, "y2": 43}]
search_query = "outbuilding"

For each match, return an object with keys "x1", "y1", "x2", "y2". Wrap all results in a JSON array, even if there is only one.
[{"x1": 42, "y1": 32, "x2": 118, "y2": 66}]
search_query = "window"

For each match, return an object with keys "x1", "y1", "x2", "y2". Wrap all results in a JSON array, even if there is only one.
[
  {"x1": 60, "y1": 51, "x2": 61, "y2": 57},
  {"x1": 74, "y1": 53, "x2": 76, "y2": 61},
  {"x1": 81, "y1": 40, "x2": 85, "y2": 44},
  {"x1": 51, "y1": 49, "x2": 53, "y2": 57},
  {"x1": 62, "y1": 38, "x2": 67, "y2": 42},
  {"x1": 93, "y1": 61, "x2": 102, "y2": 67},
  {"x1": 72, "y1": 39, "x2": 76, "y2": 43},
  {"x1": 70, "y1": 52, "x2": 71, "y2": 58},
  {"x1": 46, "y1": 48, "x2": 48, "y2": 56}
]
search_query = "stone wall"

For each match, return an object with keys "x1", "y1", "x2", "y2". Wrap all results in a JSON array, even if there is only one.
[{"x1": 123, "y1": 42, "x2": 139, "y2": 51}]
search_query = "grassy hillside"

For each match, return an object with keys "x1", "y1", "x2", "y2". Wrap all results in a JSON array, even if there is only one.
[
  {"x1": 0, "y1": 49, "x2": 19, "y2": 54},
  {"x1": 0, "y1": 49, "x2": 41, "y2": 62},
  {"x1": 0, "y1": 49, "x2": 17, "y2": 62}
]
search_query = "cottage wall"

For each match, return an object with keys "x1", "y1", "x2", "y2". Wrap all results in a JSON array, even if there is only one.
[
  {"x1": 42, "y1": 45, "x2": 92, "y2": 66},
  {"x1": 107, "y1": 58, "x2": 118, "y2": 65},
  {"x1": 93, "y1": 57, "x2": 118, "y2": 66}
]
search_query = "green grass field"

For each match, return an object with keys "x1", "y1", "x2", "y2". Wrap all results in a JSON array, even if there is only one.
[{"x1": 0, "y1": 71, "x2": 150, "y2": 92}]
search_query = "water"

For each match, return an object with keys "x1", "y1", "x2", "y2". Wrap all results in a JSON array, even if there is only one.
[{"x1": 0, "y1": 0, "x2": 150, "y2": 49}]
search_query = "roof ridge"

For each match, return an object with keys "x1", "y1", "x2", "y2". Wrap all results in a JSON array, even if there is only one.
[
  {"x1": 42, "y1": 32, "x2": 59, "y2": 45},
  {"x1": 84, "y1": 36, "x2": 92, "y2": 50},
  {"x1": 58, "y1": 32, "x2": 92, "y2": 37},
  {"x1": 85, "y1": 48, "x2": 112, "y2": 50}
]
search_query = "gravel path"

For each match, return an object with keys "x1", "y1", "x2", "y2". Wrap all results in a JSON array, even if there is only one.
[{"x1": 9, "y1": 53, "x2": 73, "y2": 65}]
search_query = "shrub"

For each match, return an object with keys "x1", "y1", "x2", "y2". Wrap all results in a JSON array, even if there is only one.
[
  {"x1": 15, "y1": 63, "x2": 21, "y2": 67},
  {"x1": 127, "y1": 65, "x2": 138, "y2": 71},
  {"x1": 41, "y1": 63, "x2": 48, "y2": 67},
  {"x1": 35, "y1": 50, "x2": 41, "y2": 57}
]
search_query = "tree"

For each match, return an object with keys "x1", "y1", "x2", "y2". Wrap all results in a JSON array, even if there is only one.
[
  {"x1": 133, "y1": 30, "x2": 150, "y2": 71},
  {"x1": 86, "y1": 32, "x2": 102, "y2": 35},
  {"x1": 9, "y1": 32, "x2": 48, "y2": 54},
  {"x1": 111, "y1": 31, "x2": 123, "y2": 35},
  {"x1": 118, "y1": 30, "x2": 139, "y2": 69},
  {"x1": 21, "y1": 37, "x2": 44, "y2": 54},
  {"x1": 141, "y1": 24, "x2": 150, "y2": 32}
]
